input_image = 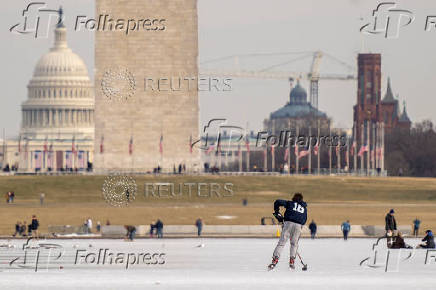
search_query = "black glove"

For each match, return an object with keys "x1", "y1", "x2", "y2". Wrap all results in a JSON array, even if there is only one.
[{"x1": 273, "y1": 212, "x2": 284, "y2": 223}]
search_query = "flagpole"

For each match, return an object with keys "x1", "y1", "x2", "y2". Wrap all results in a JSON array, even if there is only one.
[
  {"x1": 375, "y1": 122, "x2": 380, "y2": 169},
  {"x1": 353, "y1": 122, "x2": 357, "y2": 174},
  {"x1": 328, "y1": 126, "x2": 332, "y2": 175},
  {"x1": 245, "y1": 128, "x2": 250, "y2": 172},
  {"x1": 360, "y1": 123, "x2": 364, "y2": 173},
  {"x1": 317, "y1": 121, "x2": 320, "y2": 175},
  {"x1": 381, "y1": 122, "x2": 385, "y2": 173},
  {"x1": 288, "y1": 120, "x2": 291, "y2": 174},
  {"x1": 295, "y1": 125, "x2": 299, "y2": 175},
  {"x1": 271, "y1": 119, "x2": 275, "y2": 172},
  {"x1": 337, "y1": 130, "x2": 340, "y2": 173},
  {"x1": 238, "y1": 144, "x2": 242, "y2": 172},
  {"x1": 263, "y1": 145, "x2": 267, "y2": 172},
  {"x1": 346, "y1": 135, "x2": 350, "y2": 173},
  {"x1": 2, "y1": 128, "x2": 5, "y2": 168},
  {"x1": 308, "y1": 126, "x2": 312, "y2": 175},
  {"x1": 367, "y1": 121, "x2": 370, "y2": 175},
  {"x1": 372, "y1": 122, "x2": 376, "y2": 171}
]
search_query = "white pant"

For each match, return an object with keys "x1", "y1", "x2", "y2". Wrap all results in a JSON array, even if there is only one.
[{"x1": 273, "y1": 221, "x2": 302, "y2": 259}]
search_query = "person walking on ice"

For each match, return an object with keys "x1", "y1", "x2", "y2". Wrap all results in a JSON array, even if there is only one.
[{"x1": 268, "y1": 193, "x2": 307, "y2": 270}]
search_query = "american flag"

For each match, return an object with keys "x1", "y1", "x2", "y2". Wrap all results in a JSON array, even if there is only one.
[
  {"x1": 314, "y1": 144, "x2": 319, "y2": 156},
  {"x1": 72, "y1": 136, "x2": 76, "y2": 154},
  {"x1": 298, "y1": 149, "x2": 310, "y2": 159},
  {"x1": 100, "y1": 136, "x2": 104, "y2": 154},
  {"x1": 284, "y1": 147, "x2": 289, "y2": 162},
  {"x1": 245, "y1": 137, "x2": 250, "y2": 153},
  {"x1": 43, "y1": 137, "x2": 48, "y2": 153},
  {"x1": 159, "y1": 135, "x2": 163, "y2": 155},
  {"x1": 350, "y1": 141, "x2": 357, "y2": 156},
  {"x1": 129, "y1": 136, "x2": 133, "y2": 155},
  {"x1": 206, "y1": 145, "x2": 214, "y2": 155},
  {"x1": 358, "y1": 145, "x2": 368, "y2": 157}
]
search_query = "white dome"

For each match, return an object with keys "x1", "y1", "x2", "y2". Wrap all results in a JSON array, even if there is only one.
[
  {"x1": 33, "y1": 49, "x2": 89, "y2": 78},
  {"x1": 31, "y1": 26, "x2": 90, "y2": 81},
  {"x1": 21, "y1": 21, "x2": 94, "y2": 138}
]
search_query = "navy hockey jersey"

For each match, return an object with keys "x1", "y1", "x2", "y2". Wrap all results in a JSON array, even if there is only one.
[{"x1": 274, "y1": 199, "x2": 308, "y2": 225}]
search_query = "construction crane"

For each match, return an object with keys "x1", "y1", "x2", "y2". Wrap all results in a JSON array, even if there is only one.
[
  {"x1": 308, "y1": 51, "x2": 323, "y2": 110},
  {"x1": 199, "y1": 51, "x2": 356, "y2": 110}
]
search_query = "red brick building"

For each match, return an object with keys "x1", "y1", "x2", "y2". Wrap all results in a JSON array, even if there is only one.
[{"x1": 353, "y1": 53, "x2": 411, "y2": 143}]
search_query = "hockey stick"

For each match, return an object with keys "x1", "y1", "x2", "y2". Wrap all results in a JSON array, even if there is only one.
[{"x1": 297, "y1": 252, "x2": 308, "y2": 271}]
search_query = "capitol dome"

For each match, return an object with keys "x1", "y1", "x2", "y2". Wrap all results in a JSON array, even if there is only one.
[
  {"x1": 18, "y1": 8, "x2": 95, "y2": 172},
  {"x1": 21, "y1": 10, "x2": 94, "y2": 138},
  {"x1": 33, "y1": 48, "x2": 89, "y2": 79}
]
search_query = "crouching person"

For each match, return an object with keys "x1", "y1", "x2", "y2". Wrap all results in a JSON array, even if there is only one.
[
  {"x1": 125, "y1": 225, "x2": 136, "y2": 241},
  {"x1": 391, "y1": 232, "x2": 412, "y2": 249},
  {"x1": 418, "y1": 230, "x2": 435, "y2": 249}
]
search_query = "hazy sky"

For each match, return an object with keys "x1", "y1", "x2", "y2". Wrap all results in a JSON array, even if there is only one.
[{"x1": 1, "y1": 0, "x2": 435, "y2": 138}]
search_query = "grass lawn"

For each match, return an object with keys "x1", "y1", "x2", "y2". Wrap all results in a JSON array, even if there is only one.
[{"x1": 0, "y1": 175, "x2": 435, "y2": 235}]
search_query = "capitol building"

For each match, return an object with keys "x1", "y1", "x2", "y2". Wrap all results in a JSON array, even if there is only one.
[{"x1": 2, "y1": 14, "x2": 94, "y2": 172}]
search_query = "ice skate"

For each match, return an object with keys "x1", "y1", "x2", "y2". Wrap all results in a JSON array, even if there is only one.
[
  {"x1": 268, "y1": 256, "x2": 279, "y2": 271},
  {"x1": 289, "y1": 258, "x2": 295, "y2": 270}
]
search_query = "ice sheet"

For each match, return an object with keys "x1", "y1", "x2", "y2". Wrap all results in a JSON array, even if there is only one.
[{"x1": 0, "y1": 238, "x2": 435, "y2": 290}]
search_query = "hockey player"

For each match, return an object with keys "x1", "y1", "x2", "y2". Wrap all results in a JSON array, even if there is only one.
[{"x1": 268, "y1": 193, "x2": 307, "y2": 270}]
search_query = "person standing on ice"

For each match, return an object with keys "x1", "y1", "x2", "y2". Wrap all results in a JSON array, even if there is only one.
[
  {"x1": 268, "y1": 193, "x2": 307, "y2": 270},
  {"x1": 309, "y1": 220, "x2": 317, "y2": 239},
  {"x1": 385, "y1": 209, "x2": 397, "y2": 236},
  {"x1": 413, "y1": 218, "x2": 421, "y2": 237},
  {"x1": 341, "y1": 220, "x2": 351, "y2": 240}
]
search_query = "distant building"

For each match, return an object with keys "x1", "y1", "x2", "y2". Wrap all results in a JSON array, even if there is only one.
[
  {"x1": 263, "y1": 79, "x2": 331, "y2": 134},
  {"x1": 379, "y1": 78, "x2": 412, "y2": 132},
  {"x1": 353, "y1": 53, "x2": 411, "y2": 141},
  {"x1": 1, "y1": 9, "x2": 94, "y2": 172},
  {"x1": 352, "y1": 53, "x2": 411, "y2": 173}
]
